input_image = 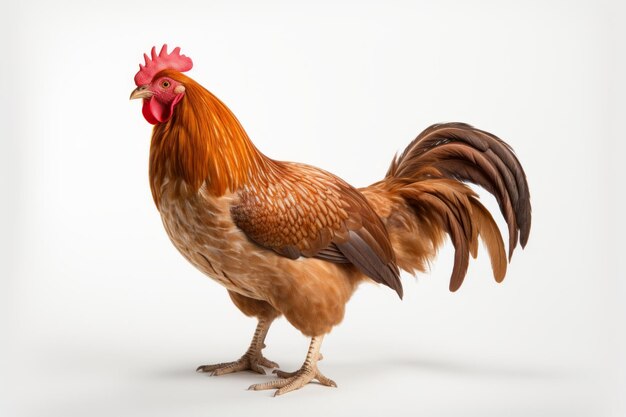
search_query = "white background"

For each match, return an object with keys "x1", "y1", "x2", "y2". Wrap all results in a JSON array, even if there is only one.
[{"x1": 1, "y1": 1, "x2": 625, "y2": 416}]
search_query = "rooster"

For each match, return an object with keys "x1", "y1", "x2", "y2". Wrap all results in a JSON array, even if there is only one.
[{"x1": 130, "y1": 45, "x2": 531, "y2": 396}]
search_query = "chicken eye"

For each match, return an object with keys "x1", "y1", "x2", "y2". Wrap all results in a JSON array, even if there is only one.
[{"x1": 161, "y1": 81, "x2": 171, "y2": 88}]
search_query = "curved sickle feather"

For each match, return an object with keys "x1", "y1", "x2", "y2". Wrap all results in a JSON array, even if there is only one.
[
  {"x1": 388, "y1": 123, "x2": 531, "y2": 257},
  {"x1": 385, "y1": 122, "x2": 531, "y2": 291}
]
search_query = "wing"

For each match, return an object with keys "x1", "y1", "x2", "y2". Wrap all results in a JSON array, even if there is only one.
[{"x1": 230, "y1": 163, "x2": 403, "y2": 298}]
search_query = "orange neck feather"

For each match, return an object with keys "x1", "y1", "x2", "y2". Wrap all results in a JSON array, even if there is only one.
[{"x1": 149, "y1": 71, "x2": 273, "y2": 206}]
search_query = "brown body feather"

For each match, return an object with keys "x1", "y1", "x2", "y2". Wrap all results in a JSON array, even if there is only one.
[{"x1": 149, "y1": 71, "x2": 530, "y2": 336}]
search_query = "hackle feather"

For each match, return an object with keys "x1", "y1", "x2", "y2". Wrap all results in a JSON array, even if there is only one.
[{"x1": 149, "y1": 70, "x2": 271, "y2": 205}]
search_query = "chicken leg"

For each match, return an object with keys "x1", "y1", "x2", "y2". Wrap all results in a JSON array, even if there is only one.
[
  {"x1": 248, "y1": 335, "x2": 336, "y2": 396},
  {"x1": 196, "y1": 318, "x2": 278, "y2": 375}
]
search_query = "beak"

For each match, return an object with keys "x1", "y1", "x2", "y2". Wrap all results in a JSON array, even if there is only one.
[{"x1": 130, "y1": 85, "x2": 153, "y2": 100}]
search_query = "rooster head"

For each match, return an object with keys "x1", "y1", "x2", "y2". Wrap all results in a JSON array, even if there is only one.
[{"x1": 130, "y1": 45, "x2": 193, "y2": 125}]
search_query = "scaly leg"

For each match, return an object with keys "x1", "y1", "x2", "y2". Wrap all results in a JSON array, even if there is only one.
[
  {"x1": 196, "y1": 318, "x2": 278, "y2": 376},
  {"x1": 248, "y1": 335, "x2": 336, "y2": 396}
]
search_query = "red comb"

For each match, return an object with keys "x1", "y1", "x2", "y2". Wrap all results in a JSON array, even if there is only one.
[{"x1": 134, "y1": 44, "x2": 193, "y2": 86}]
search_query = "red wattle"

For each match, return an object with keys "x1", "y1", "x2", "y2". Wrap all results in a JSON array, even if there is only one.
[
  {"x1": 149, "y1": 97, "x2": 168, "y2": 123},
  {"x1": 142, "y1": 98, "x2": 160, "y2": 125},
  {"x1": 141, "y1": 95, "x2": 184, "y2": 125}
]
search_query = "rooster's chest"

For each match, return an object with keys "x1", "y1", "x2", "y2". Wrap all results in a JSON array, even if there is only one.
[{"x1": 157, "y1": 188, "x2": 271, "y2": 299}]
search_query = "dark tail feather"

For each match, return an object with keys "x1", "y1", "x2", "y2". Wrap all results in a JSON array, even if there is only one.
[
  {"x1": 387, "y1": 122, "x2": 531, "y2": 258},
  {"x1": 384, "y1": 122, "x2": 530, "y2": 291}
]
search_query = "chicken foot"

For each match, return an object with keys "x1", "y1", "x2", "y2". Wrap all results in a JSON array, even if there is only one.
[
  {"x1": 248, "y1": 335, "x2": 336, "y2": 396},
  {"x1": 196, "y1": 318, "x2": 278, "y2": 376}
]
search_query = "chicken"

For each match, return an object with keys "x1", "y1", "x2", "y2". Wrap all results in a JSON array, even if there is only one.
[{"x1": 130, "y1": 45, "x2": 531, "y2": 396}]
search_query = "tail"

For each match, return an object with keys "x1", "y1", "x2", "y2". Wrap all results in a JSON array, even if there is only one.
[{"x1": 365, "y1": 122, "x2": 531, "y2": 291}]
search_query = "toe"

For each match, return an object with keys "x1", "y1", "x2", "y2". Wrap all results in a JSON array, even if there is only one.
[
  {"x1": 249, "y1": 367, "x2": 336, "y2": 396},
  {"x1": 248, "y1": 378, "x2": 291, "y2": 391},
  {"x1": 210, "y1": 361, "x2": 246, "y2": 376},
  {"x1": 316, "y1": 373, "x2": 337, "y2": 387},
  {"x1": 273, "y1": 369, "x2": 297, "y2": 379},
  {"x1": 196, "y1": 363, "x2": 228, "y2": 373},
  {"x1": 259, "y1": 357, "x2": 279, "y2": 369},
  {"x1": 274, "y1": 374, "x2": 313, "y2": 396},
  {"x1": 249, "y1": 362, "x2": 267, "y2": 375}
]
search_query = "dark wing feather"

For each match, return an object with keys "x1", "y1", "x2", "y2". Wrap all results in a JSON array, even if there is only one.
[
  {"x1": 231, "y1": 163, "x2": 403, "y2": 298},
  {"x1": 316, "y1": 243, "x2": 351, "y2": 263},
  {"x1": 335, "y1": 230, "x2": 404, "y2": 296}
]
